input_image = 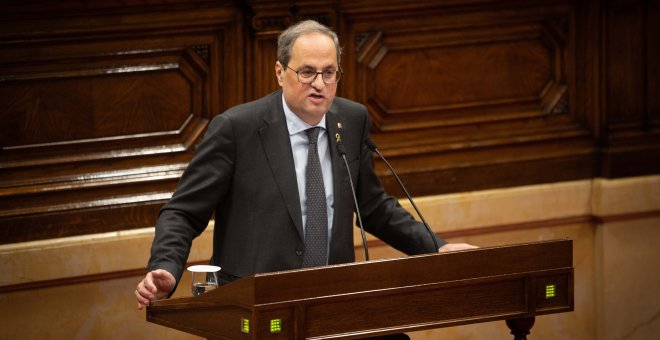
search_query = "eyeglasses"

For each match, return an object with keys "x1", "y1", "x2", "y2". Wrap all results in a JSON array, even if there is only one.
[{"x1": 285, "y1": 65, "x2": 343, "y2": 84}]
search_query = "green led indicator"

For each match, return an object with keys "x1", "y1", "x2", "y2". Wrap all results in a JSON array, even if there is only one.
[
  {"x1": 545, "y1": 284, "x2": 556, "y2": 299},
  {"x1": 241, "y1": 318, "x2": 250, "y2": 333},
  {"x1": 270, "y1": 319, "x2": 282, "y2": 333}
]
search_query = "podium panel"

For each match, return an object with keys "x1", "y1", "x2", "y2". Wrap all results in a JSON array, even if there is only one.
[{"x1": 148, "y1": 239, "x2": 573, "y2": 339}]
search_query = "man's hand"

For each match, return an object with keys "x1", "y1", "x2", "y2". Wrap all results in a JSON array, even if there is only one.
[
  {"x1": 438, "y1": 243, "x2": 479, "y2": 253},
  {"x1": 134, "y1": 269, "x2": 176, "y2": 310}
]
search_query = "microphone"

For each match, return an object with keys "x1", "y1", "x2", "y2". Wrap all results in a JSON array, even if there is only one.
[
  {"x1": 335, "y1": 133, "x2": 369, "y2": 261},
  {"x1": 364, "y1": 138, "x2": 440, "y2": 251}
]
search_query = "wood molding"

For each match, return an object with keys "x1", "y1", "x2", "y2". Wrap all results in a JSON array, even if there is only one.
[
  {"x1": 355, "y1": 18, "x2": 569, "y2": 131},
  {"x1": 338, "y1": 0, "x2": 598, "y2": 197},
  {"x1": 1, "y1": 0, "x2": 658, "y2": 244},
  {"x1": 0, "y1": 3, "x2": 243, "y2": 244}
]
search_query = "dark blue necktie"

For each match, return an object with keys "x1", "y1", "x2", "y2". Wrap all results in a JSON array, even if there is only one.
[{"x1": 302, "y1": 127, "x2": 328, "y2": 267}]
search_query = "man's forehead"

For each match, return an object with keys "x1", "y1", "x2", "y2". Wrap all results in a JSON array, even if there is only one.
[{"x1": 290, "y1": 33, "x2": 337, "y2": 60}]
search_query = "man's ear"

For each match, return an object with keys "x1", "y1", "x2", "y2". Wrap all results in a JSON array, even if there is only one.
[{"x1": 275, "y1": 61, "x2": 284, "y2": 86}]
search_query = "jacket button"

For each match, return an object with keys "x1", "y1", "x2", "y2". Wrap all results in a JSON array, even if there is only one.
[{"x1": 295, "y1": 249, "x2": 303, "y2": 256}]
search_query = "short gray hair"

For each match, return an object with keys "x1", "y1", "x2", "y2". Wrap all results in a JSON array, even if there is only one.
[{"x1": 277, "y1": 20, "x2": 342, "y2": 67}]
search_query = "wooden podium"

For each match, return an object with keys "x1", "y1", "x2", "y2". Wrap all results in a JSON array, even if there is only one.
[{"x1": 147, "y1": 239, "x2": 573, "y2": 339}]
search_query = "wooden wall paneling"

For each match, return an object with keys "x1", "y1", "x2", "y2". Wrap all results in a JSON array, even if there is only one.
[
  {"x1": 600, "y1": 0, "x2": 660, "y2": 177},
  {"x1": 574, "y1": 0, "x2": 602, "y2": 144},
  {"x1": 0, "y1": 3, "x2": 244, "y2": 244},
  {"x1": 245, "y1": 1, "x2": 293, "y2": 101},
  {"x1": 649, "y1": 0, "x2": 660, "y2": 128},
  {"x1": 1, "y1": 0, "x2": 658, "y2": 245},
  {"x1": 604, "y1": 1, "x2": 645, "y2": 126},
  {"x1": 339, "y1": 0, "x2": 596, "y2": 196}
]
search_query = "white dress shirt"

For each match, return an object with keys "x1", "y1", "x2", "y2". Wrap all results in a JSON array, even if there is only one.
[{"x1": 282, "y1": 95, "x2": 334, "y2": 250}]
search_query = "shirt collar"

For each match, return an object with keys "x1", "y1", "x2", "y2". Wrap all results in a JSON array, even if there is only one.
[{"x1": 282, "y1": 94, "x2": 326, "y2": 136}]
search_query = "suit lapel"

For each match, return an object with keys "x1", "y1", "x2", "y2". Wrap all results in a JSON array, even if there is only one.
[
  {"x1": 259, "y1": 94, "x2": 304, "y2": 239},
  {"x1": 325, "y1": 107, "x2": 349, "y2": 253}
]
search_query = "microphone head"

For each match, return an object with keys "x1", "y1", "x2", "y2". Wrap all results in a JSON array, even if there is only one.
[{"x1": 364, "y1": 137, "x2": 378, "y2": 151}]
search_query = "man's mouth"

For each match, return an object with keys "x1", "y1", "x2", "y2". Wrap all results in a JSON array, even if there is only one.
[{"x1": 308, "y1": 93, "x2": 325, "y2": 103}]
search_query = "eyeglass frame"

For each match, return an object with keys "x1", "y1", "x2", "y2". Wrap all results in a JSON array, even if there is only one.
[{"x1": 284, "y1": 64, "x2": 343, "y2": 84}]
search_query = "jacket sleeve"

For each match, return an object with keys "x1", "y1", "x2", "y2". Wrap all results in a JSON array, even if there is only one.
[
  {"x1": 354, "y1": 110, "x2": 446, "y2": 255},
  {"x1": 147, "y1": 114, "x2": 235, "y2": 286}
]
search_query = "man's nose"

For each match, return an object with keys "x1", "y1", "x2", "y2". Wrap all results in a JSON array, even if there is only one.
[{"x1": 310, "y1": 73, "x2": 325, "y2": 88}]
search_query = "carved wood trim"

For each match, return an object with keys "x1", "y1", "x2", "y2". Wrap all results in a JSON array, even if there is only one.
[
  {"x1": 354, "y1": 17, "x2": 570, "y2": 132},
  {"x1": 0, "y1": 0, "x2": 658, "y2": 244},
  {"x1": 0, "y1": 3, "x2": 243, "y2": 244}
]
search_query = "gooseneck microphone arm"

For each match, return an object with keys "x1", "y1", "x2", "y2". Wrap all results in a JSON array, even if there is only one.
[
  {"x1": 336, "y1": 135, "x2": 369, "y2": 261},
  {"x1": 364, "y1": 138, "x2": 440, "y2": 251}
]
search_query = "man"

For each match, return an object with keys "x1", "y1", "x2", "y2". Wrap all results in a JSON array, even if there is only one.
[{"x1": 135, "y1": 20, "x2": 475, "y2": 310}]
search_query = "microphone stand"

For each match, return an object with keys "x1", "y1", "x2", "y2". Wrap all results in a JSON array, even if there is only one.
[
  {"x1": 365, "y1": 138, "x2": 439, "y2": 251},
  {"x1": 336, "y1": 136, "x2": 369, "y2": 261}
]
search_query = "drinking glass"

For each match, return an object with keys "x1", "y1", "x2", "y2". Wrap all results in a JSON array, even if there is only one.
[{"x1": 187, "y1": 265, "x2": 220, "y2": 296}]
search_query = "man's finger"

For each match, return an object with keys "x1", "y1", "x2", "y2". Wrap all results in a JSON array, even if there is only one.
[
  {"x1": 143, "y1": 275, "x2": 158, "y2": 295},
  {"x1": 135, "y1": 289, "x2": 150, "y2": 310}
]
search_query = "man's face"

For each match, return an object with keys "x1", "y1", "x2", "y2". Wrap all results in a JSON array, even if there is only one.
[{"x1": 276, "y1": 32, "x2": 338, "y2": 125}]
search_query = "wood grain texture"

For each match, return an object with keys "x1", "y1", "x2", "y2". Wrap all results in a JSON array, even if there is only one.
[
  {"x1": 0, "y1": 2, "x2": 244, "y2": 244},
  {"x1": 147, "y1": 240, "x2": 574, "y2": 339},
  {"x1": 0, "y1": 0, "x2": 658, "y2": 244}
]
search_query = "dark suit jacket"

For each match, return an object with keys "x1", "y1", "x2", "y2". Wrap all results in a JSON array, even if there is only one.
[{"x1": 148, "y1": 90, "x2": 445, "y2": 286}]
